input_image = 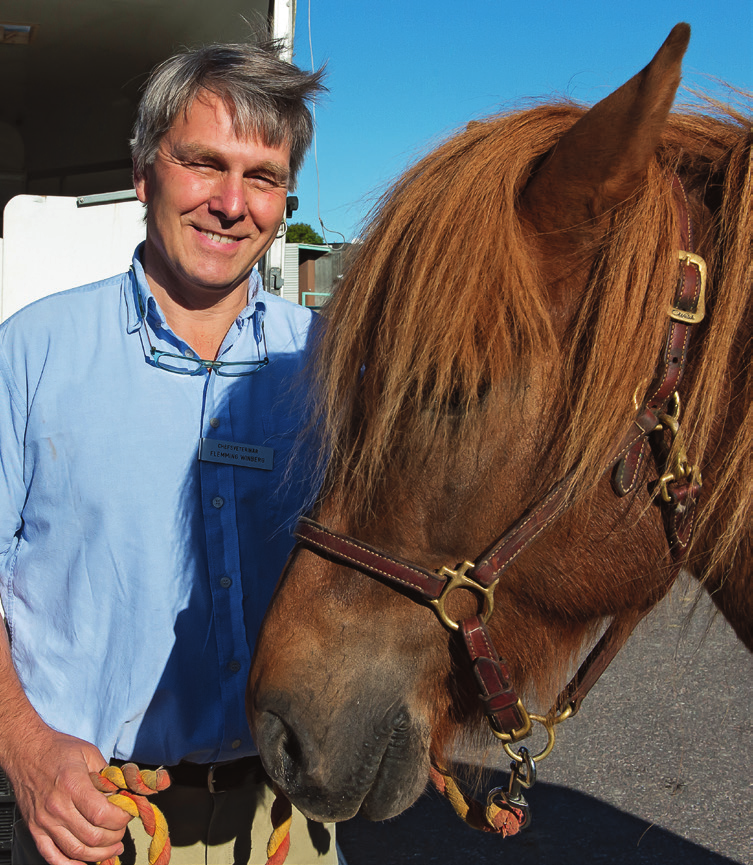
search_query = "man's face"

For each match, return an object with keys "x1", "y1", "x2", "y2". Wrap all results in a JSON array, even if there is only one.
[{"x1": 134, "y1": 91, "x2": 290, "y2": 304}]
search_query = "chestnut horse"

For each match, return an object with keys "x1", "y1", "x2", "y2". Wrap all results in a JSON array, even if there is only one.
[{"x1": 248, "y1": 24, "x2": 752, "y2": 828}]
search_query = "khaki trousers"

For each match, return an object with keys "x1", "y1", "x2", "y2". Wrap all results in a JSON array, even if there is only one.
[{"x1": 13, "y1": 759, "x2": 338, "y2": 865}]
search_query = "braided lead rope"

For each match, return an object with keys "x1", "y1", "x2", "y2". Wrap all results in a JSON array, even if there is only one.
[
  {"x1": 92, "y1": 763, "x2": 171, "y2": 865},
  {"x1": 92, "y1": 763, "x2": 295, "y2": 864},
  {"x1": 429, "y1": 763, "x2": 523, "y2": 837},
  {"x1": 266, "y1": 790, "x2": 293, "y2": 864}
]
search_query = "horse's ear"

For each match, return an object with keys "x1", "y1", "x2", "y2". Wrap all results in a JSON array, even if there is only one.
[{"x1": 520, "y1": 23, "x2": 690, "y2": 237}]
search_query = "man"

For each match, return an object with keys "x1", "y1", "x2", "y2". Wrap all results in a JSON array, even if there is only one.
[{"x1": 0, "y1": 41, "x2": 334, "y2": 864}]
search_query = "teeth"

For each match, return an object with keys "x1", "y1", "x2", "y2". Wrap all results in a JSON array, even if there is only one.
[{"x1": 201, "y1": 230, "x2": 237, "y2": 244}]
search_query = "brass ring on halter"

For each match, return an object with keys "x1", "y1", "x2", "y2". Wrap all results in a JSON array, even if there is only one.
[
  {"x1": 502, "y1": 714, "x2": 557, "y2": 763},
  {"x1": 665, "y1": 390, "x2": 681, "y2": 423},
  {"x1": 429, "y1": 562, "x2": 496, "y2": 632},
  {"x1": 552, "y1": 703, "x2": 574, "y2": 725}
]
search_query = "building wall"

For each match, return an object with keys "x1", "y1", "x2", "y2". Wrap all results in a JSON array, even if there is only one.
[
  {"x1": 284, "y1": 243, "x2": 354, "y2": 307},
  {"x1": 299, "y1": 257, "x2": 318, "y2": 306},
  {"x1": 283, "y1": 243, "x2": 299, "y2": 304}
]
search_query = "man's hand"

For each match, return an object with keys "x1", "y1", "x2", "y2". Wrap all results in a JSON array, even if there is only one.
[
  {"x1": 6, "y1": 726, "x2": 132, "y2": 865},
  {"x1": 0, "y1": 620, "x2": 132, "y2": 863}
]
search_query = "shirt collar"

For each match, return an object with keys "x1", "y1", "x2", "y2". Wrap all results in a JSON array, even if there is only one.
[{"x1": 124, "y1": 242, "x2": 264, "y2": 335}]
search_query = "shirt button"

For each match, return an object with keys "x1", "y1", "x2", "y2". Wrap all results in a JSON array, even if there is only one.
[
  {"x1": 228, "y1": 661, "x2": 241, "y2": 673},
  {"x1": 212, "y1": 496, "x2": 224, "y2": 509},
  {"x1": 231, "y1": 739, "x2": 242, "y2": 750},
  {"x1": 220, "y1": 576, "x2": 232, "y2": 588},
  {"x1": 209, "y1": 417, "x2": 220, "y2": 429},
  {"x1": 184, "y1": 349, "x2": 195, "y2": 358}
]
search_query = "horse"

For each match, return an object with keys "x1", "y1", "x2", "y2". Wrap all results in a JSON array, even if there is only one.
[{"x1": 247, "y1": 23, "x2": 752, "y2": 831}]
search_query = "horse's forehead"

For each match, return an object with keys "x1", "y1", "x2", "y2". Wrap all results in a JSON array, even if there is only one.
[{"x1": 386, "y1": 359, "x2": 559, "y2": 501}]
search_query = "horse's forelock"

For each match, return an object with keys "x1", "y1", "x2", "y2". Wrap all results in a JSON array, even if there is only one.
[{"x1": 311, "y1": 104, "x2": 579, "y2": 504}]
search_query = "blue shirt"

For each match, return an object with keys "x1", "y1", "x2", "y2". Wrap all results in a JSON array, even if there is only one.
[{"x1": 0, "y1": 246, "x2": 317, "y2": 765}]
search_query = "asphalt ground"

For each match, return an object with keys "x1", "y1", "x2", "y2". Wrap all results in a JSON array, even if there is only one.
[{"x1": 337, "y1": 578, "x2": 752, "y2": 864}]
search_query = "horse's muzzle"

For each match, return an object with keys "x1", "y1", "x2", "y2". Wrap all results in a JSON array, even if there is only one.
[{"x1": 252, "y1": 691, "x2": 430, "y2": 822}]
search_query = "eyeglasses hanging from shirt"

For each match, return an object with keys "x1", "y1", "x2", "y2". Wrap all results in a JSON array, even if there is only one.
[{"x1": 136, "y1": 292, "x2": 269, "y2": 377}]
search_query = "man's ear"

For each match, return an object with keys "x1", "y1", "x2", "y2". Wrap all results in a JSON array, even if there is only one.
[{"x1": 133, "y1": 160, "x2": 149, "y2": 204}]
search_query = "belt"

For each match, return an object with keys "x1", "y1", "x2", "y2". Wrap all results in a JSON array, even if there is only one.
[{"x1": 111, "y1": 756, "x2": 263, "y2": 794}]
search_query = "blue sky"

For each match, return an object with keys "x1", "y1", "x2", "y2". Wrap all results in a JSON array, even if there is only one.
[{"x1": 289, "y1": 0, "x2": 752, "y2": 243}]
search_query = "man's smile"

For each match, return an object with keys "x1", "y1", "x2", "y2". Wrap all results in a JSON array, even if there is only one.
[{"x1": 197, "y1": 228, "x2": 243, "y2": 245}]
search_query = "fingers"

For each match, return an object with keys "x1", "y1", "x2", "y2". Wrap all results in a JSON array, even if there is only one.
[
  {"x1": 74, "y1": 775, "x2": 134, "y2": 832},
  {"x1": 27, "y1": 788, "x2": 130, "y2": 865},
  {"x1": 12, "y1": 738, "x2": 132, "y2": 864},
  {"x1": 33, "y1": 824, "x2": 126, "y2": 865}
]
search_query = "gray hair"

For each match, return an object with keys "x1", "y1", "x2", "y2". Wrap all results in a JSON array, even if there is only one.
[{"x1": 131, "y1": 39, "x2": 326, "y2": 189}]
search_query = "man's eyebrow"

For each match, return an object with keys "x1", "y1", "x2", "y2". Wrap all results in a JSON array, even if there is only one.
[
  {"x1": 172, "y1": 142, "x2": 220, "y2": 162},
  {"x1": 254, "y1": 160, "x2": 290, "y2": 185},
  {"x1": 172, "y1": 143, "x2": 289, "y2": 184}
]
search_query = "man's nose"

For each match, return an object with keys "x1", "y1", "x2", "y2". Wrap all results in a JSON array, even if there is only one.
[{"x1": 209, "y1": 173, "x2": 247, "y2": 221}]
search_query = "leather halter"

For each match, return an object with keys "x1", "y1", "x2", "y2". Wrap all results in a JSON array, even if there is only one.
[{"x1": 292, "y1": 175, "x2": 706, "y2": 755}]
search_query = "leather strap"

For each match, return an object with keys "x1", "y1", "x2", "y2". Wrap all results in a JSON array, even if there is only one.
[
  {"x1": 664, "y1": 479, "x2": 702, "y2": 551},
  {"x1": 554, "y1": 608, "x2": 651, "y2": 715},
  {"x1": 612, "y1": 176, "x2": 704, "y2": 496},
  {"x1": 646, "y1": 176, "x2": 702, "y2": 409},
  {"x1": 294, "y1": 518, "x2": 446, "y2": 601},
  {"x1": 461, "y1": 616, "x2": 526, "y2": 735},
  {"x1": 611, "y1": 438, "x2": 650, "y2": 497}
]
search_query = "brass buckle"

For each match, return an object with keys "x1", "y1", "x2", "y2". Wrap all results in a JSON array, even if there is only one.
[
  {"x1": 429, "y1": 561, "x2": 496, "y2": 632},
  {"x1": 670, "y1": 251, "x2": 707, "y2": 325},
  {"x1": 490, "y1": 699, "x2": 533, "y2": 744}
]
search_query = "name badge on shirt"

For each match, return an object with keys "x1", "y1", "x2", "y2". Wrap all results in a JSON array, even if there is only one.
[{"x1": 199, "y1": 438, "x2": 274, "y2": 471}]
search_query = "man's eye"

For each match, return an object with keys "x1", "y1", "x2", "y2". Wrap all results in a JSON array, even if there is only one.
[{"x1": 249, "y1": 175, "x2": 281, "y2": 187}]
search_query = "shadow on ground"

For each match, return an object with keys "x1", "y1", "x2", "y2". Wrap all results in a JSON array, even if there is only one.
[{"x1": 337, "y1": 773, "x2": 743, "y2": 865}]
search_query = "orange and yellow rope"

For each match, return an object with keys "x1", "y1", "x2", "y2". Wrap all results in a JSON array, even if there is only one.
[
  {"x1": 92, "y1": 763, "x2": 294, "y2": 865},
  {"x1": 266, "y1": 791, "x2": 293, "y2": 864},
  {"x1": 92, "y1": 763, "x2": 171, "y2": 865},
  {"x1": 430, "y1": 763, "x2": 523, "y2": 836}
]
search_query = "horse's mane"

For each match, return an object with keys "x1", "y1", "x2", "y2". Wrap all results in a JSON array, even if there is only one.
[{"x1": 310, "y1": 96, "x2": 752, "y2": 578}]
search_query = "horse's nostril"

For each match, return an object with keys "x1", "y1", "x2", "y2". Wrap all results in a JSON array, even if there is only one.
[
  {"x1": 390, "y1": 707, "x2": 411, "y2": 734},
  {"x1": 279, "y1": 718, "x2": 303, "y2": 776},
  {"x1": 254, "y1": 705, "x2": 311, "y2": 789},
  {"x1": 254, "y1": 711, "x2": 290, "y2": 775}
]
